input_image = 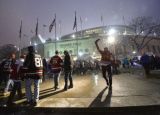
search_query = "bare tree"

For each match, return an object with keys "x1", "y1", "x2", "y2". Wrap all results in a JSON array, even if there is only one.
[{"x1": 128, "y1": 16, "x2": 160, "y2": 53}]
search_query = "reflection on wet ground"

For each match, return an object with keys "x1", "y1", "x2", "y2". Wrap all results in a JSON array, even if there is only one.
[{"x1": 0, "y1": 73, "x2": 160, "y2": 107}]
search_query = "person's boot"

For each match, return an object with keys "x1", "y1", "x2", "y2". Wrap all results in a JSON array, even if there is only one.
[
  {"x1": 69, "y1": 84, "x2": 73, "y2": 89},
  {"x1": 54, "y1": 86, "x2": 60, "y2": 90},
  {"x1": 64, "y1": 85, "x2": 68, "y2": 91},
  {"x1": 32, "y1": 101, "x2": 37, "y2": 106},
  {"x1": 106, "y1": 79, "x2": 109, "y2": 86}
]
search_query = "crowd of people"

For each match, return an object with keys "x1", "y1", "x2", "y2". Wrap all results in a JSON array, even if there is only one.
[
  {"x1": 0, "y1": 46, "x2": 74, "y2": 106},
  {"x1": 0, "y1": 39, "x2": 160, "y2": 107},
  {"x1": 0, "y1": 38, "x2": 116, "y2": 107},
  {"x1": 121, "y1": 53, "x2": 160, "y2": 75},
  {"x1": 140, "y1": 53, "x2": 160, "y2": 75}
]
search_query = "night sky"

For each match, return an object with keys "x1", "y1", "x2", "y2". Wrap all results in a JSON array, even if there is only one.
[{"x1": 0, "y1": 0, "x2": 160, "y2": 47}]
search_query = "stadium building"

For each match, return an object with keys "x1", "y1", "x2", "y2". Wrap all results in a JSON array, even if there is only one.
[{"x1": 23, "y1": 25, "x2": 160, "y2": 60}]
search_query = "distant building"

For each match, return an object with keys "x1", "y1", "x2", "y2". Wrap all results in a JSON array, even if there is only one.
[{"x1": 23, "y1": 25, "x2": 160, "y2": 60}]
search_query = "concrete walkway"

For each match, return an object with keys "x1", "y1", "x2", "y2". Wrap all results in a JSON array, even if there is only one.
[{"x1": 0, "y1": 72, "x2": 160, "y2": 107}]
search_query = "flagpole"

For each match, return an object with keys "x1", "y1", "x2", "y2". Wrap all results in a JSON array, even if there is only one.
[
  {"x1": 55, "y1": 14, "x2": 57, "y2": 51},
  {"x1": 123, "y1": 16, "x2": 127, "y2": 35},
  {"x1": 75, "y1": 12, "x2": 77, "y2": 32},
  {"x1": 59, "y1": 20, "x2": 62, "y2": 39},
  {"x1": 19, "y1": 20, "x2": 22, "y2": 58},
  {"x1": 101, "y1": 15, "x2": 104, "y2": 27},
  {"x1": 80, "y1": 16, "x2": 82, "y2": 38},
  {"x1": 73, "y1": 11, "x2": 78, "y2": 56},
  {"x1": 75, "y1": 11, "x2": 78, "y2": 57},
  {"x1": 36, "y1": 18, "x2": 38, "y2": 36},
  {"x1": 122, "y1": 16, "x2": 127, "y2": 36}
]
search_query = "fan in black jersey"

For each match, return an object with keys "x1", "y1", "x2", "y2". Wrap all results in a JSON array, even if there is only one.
[{"x1": 23, "y1": 46, "x2": 43, "y2": 106}]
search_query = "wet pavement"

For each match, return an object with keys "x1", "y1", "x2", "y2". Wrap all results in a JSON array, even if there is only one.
[{"x1": 0, "y1": 72, "x2": 160, "y2": 107}]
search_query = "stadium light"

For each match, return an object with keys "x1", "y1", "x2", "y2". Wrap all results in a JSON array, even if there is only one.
[
  {"x1": 108, "y1": 36, "x2": 115, "y2": 44},
  {"x1": 56, "y1": 37, "x2": 59, "y2": 41},
  {"x1": 73, "y1": 57, "x2": 77, "y2": 61},
  {"x1": 108, "y1": 28, "x2": 116, "y2": 36},
  {"x1": 93, "y1": 52, "x2": 95, "y2": 55},
  {"x1": 72, "y1": 34, "x2": 75, "y2": 38},
  {"x1": 132, "y1": 51, "x2": 136, "y2": 54},
  {"x1": 78, "y1": 52, "x2": 83, "y2": 57},
  {"x1": 123, "y1": 29, "x2": 127, "y2": 35}
]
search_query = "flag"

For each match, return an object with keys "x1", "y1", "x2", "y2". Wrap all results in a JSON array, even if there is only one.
[
  {"x1": 35, "y1": 18, "x2": 38, "y2": 36},
  {"x1": 73, "y1": 11, "x2": 77, "y2": 31},
  {"x1": 19, "y1": 20, "x2": 22, "y2": 39},
  {"x1": 49, "y1": 18, "x2": 55, "y2": 32}
]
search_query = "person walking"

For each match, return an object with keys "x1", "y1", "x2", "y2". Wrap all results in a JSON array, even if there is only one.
[
  {"x1": 63, "y1": 50, "x2": 73, "y2": 91},
  {"x1": 7, "y1": 55, "x2": 24, "y2": 106},
  {"x1": 95, "y1": 39, "x2": 115, "y2": 89},
  {"x1": 49, "y1": 50, "x2": 63, "y2": 90},
  {"x1": 140, "y1": 52, "x2": 150, "y2": 75},
  {"x1": 1, "y1": 54, "x2": 15, "y2": 94},
  {"x1": 23, "y1": 46, "x2": 43, "y2": 106},
  {"x1": 42, "y1": 58, "x2": 48, "y2": 82}
]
